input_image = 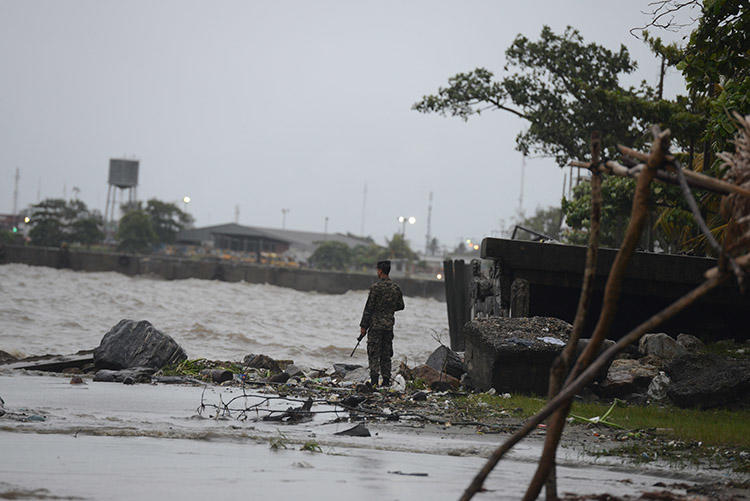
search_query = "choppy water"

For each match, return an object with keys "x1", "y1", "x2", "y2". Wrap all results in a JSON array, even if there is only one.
[{"x1": 0, "y1": 263, "x2": 448, "y2": 368}]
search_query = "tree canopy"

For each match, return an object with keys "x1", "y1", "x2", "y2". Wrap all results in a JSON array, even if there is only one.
[
  {"x1": 27, "y1": 198, "x2": 104, "y2": 247},
  {"x1": 413, "y1": 26, "x2": 692, "y2": 166},
  {"x1": 116, "y1": 210, "x2": 158, "y2": 253}
]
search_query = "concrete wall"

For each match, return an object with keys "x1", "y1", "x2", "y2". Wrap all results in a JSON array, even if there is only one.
[{"x1": 0, "y1": 245, "x2": 445, "y2": 300}]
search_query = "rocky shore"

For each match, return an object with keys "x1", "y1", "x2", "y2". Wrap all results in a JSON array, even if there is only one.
[{"x1": 1, "y1": 318, "x2": 748, "y2": 500}]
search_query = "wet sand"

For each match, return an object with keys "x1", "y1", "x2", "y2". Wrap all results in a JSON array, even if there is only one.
[{"x1": 0, "y1": 372, "x2": 728, "y2": 500}]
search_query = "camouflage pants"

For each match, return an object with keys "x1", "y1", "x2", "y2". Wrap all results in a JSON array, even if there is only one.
[{"x1": 366, "y1": 329, "x2": 393, "y2": 384}]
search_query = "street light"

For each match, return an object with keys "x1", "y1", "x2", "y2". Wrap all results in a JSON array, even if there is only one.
[
  {"x1": 398, "y1": 216, "x2": 416, "y2": 236},
  {"x1": 183, "y1": 196, "x2": 191, "y2": 213}
]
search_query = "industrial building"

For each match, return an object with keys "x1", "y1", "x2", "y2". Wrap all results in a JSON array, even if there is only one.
[{"x1": 175, "y1": 223, "x2": 371, "y2": 263}]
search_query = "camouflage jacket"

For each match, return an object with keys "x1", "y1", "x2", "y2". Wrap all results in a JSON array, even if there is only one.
[{"x1": 360, "y1": 277, "x2": 405, "y2": 331}]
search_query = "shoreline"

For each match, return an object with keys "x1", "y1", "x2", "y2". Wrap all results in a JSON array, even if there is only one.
[{"x1": 1, "y1": 369, "x2": 747, "y2": 500}]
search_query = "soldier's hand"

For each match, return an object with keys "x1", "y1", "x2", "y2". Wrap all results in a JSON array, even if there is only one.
[{"x1": 359, "y1": 327, "x2": 366, "y2": 340}]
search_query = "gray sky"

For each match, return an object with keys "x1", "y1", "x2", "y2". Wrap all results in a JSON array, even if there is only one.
[{"x1": 0, "y1": 1, "x2": 689, "y2": 250}]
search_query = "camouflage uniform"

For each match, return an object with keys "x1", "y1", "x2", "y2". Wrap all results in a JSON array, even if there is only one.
[{"x1": 360, "y1": 277, "x2": 405, "y2": 384}]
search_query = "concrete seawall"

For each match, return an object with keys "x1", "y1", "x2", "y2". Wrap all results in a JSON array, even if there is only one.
[{"x1": 0, "y1": 245, "x2": 445, "y2": 300}]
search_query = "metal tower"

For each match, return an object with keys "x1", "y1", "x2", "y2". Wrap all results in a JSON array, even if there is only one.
[
  {"x1": 104, "y1": 158, "x2": 139, "y2": 223},
  {"x1": 425, "y1": 191, "x2": 433, "y2": 255}
]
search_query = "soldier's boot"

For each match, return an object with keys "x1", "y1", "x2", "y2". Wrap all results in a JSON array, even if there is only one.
[
  {"x1": 370, "y1": 373, "x2": 379, "y2": 387},
  {"x1": 381, "y1": 377, "x2": 391, "y2": 387}
]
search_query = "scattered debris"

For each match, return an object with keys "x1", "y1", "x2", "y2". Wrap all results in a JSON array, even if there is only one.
[{"x1": 334, "y1": 423, "x2": 371, "y2": 437}]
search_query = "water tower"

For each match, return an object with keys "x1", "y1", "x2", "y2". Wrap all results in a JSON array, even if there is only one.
[{"x1": 104, "y1": 158, "x2": 139, "y2": 223}]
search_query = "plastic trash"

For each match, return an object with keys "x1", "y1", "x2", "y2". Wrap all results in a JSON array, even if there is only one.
[{"x1": 393, "y1": 374, "x2": 406, "y2": 392}]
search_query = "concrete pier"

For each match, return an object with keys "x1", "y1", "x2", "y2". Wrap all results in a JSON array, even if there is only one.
[
  {"x1": 0, "y1": 245, "x2": 444, "y2": 300},
  {"x1": 480, "y1": 238, "x2": 748, "y2": 340}
]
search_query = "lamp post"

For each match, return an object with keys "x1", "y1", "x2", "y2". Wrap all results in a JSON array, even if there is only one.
[
  {"x1": 398, "y1": 216, "x2": 416, "y2": 236},
  {"x1": 183, "y1": 196, "x2": 191, "y2": 213}
]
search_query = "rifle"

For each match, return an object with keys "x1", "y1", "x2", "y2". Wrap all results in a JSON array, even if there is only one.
[{"x1": 350, "y1": 331, "x2": 366, "y2": 357}]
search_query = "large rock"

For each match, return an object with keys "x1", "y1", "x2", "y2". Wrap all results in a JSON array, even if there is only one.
[
  {"x1": 93, "y1": 367, "x2": 156, "y2": 384},
  {"x1": 595, "y1": 359, "x2": 659, "y2": 398},
  {"x1": 576, "y1": 338, "x2": 616, "y2": 382},
  {"x1": 676, "y1": 333, "x2": 705, "y2": 353},
  {"x1": 665, "y1": 353, "x2": 750, "y2": 409},
  {"x1": 412, "y1": 364, "x2": 460, "y2": 390},
  {"x1": 638, "y1": 333, "x2": 687, "y2": 360},
  {"x1": 243, "y1": 354, "x2": 281, "y2": 373},
  {"x1": 94, "y1": 320, "x2": 187, "y2": 370},
  {"x1": 463, "y1": 317, "x2": 571, "y2": 395},
  {"x1": 425, "y1": 346, "x2": 465, "y2": 379}
]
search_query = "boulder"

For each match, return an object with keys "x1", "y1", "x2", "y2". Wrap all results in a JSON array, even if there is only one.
[
  {"x1": 333, "y1": 363, "x2": 362, "y2": 377},
  {"x1": 463, "y1": 317, "x2": 571, "y2": 394},
  {"x1": 284, "y1": 364, "x2": 304, "y2": 378},
  {"x1": 94, "y1": 320, "x2": 186, "y2": 370},
  {"x1": 268, "y1": 372, "x2": 290, "y2": 384},
  {"x1": 575, "y1": 338, "x2": 616, "y2": 382},
  {"x1": 676, "y1": 333, "x2": 705, "y2": 353},
  {"x1": 200, "y1": 369, "x2": 234, "y2": 383},
  {"x1": 647, "y1": 371, "x2": 670, "y2": 401},
  {"x1": 426, "y1": 346, "x2": 465, "y2": 379},
  {"x1": 665, "y1": 353, "x2": 750, "y2": 409},
  {"x1": 337, "y1": 366, "x2": 370, "y2": 383},
  {"x1": 638, "y1": 333, "x2": 687, "y2": 360},
  {"x1": 595, "y1": 359, "x2": 659, "y2": 398},
  {"x1": 243, "y1": 354, "x2": 281, "y2": 373},
  {"x1": 93, "y1": 367, "x2": 155, "y2": 383},
  {"x1": 412, "y1": 364, "x2": 460, "y2": 390}
]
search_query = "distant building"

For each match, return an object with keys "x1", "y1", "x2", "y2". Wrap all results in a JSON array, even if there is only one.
[
  {"x1": 0, "y1": 214, "x2": 19, "y2": 231},
  {"x1": 175, "y1": 223, "x2": 371, "y2": 263}
]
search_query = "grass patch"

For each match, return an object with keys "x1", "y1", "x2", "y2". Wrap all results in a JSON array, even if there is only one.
[
  {"x1": 159, "y1": 358, "x2": 244, "y2": 377},
  {"x1": 300, "y1": 441, "x2": 323, "y2": 453},
  {"x1": 450, "y1": 394, "x2": 750, "y2": 448}
]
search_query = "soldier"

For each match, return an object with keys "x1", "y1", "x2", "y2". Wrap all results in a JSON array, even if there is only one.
[{"x1": 358, "y1": 260, "x2": 405, "y2": 386}]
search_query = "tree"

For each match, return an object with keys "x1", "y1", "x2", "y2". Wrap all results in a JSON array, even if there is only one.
[
  {"x1": 382, "y1": 233, "x2": 417, "y2": 261},
  {"x1": 413, "y1": 26, "x2": 691, "y2": 166},
  {"x1": 308, "y1": 241, "x2": 352, "y2": 270},
  {"x1": 27, "y1": 198, "x2": 104, "y2": 247},
  {"x1": 116, "y1": 210, "x2": 157, "y2": 253},
  {"x1": 515, "y1": 205, "x2": 563, "y2": 241},
  {"x1": 427, "y1": 237, "x2": 440, "y2": 256},
  {"x1": 352, "y1": 243, "x2": 384, "y2": 269},
  {"x1": 144, "y1": 199, "x2": 194, "y2": 244}
]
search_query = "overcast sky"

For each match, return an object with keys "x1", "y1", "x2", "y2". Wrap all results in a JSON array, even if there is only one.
[{"x1": 0, "y1": 1, "x2": 690, "y2": 251}]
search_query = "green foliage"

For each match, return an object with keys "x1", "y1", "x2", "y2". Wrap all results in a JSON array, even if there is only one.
[
  {"x1": 144, "y1": 199, "x2": 194, "y2": 244},
  {"x1": 121, "y1": 199, "x2": 194, "y2": 245},
  {"x1": 562, "y1": 177, "x2": 636, "y2": 247},
  {"x1": 27, "y1": 198, "x2": 104, "y2": 247},
  {"x1": 515, "y1": 205, "x2": 563, "y2": 240},
  {"x1": 300, "y1": 441, "x2": 323, "y2": 453},
  {"x1": 308, "y1": 240, "x2": 352, "y2": 270},
  {"x1": 383, "y1": 233, "x2": 417, "y2": 261},
  {"x1": 116, "y1": 210, "x2": 157, "y2": 253},
  {"x1": 0, "y1": 229, "x2": 15, "y2": 244},
  {"x1": 352, "y1": 242, "x2": 384, "y2": 269},
  {"x1": 269, "y1": 431, "x2": 289, "y2": 450},
  {"x1": 413, "y1": 26, "x2": 682, "y2": 166}
]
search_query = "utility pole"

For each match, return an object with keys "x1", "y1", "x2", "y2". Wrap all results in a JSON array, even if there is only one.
[
  {"x1": 13, "y1": 168, "x2": 19, "y2": 222},
  {"x1": 360, "y1": 183, "x2": 367, "y2": 236},
  {"x1": 518, "y1": 156, "x2": 526, "y2": 215},
  {"x1": 324, "y1": 216, "x2": 329, "y2": 238},
  {"x1": 425, "y1": 191, "x2": 433, "y2": 255},
  {"x1": 234, "y1": 205, "x2": 240, "y2": 224},
  {"x1": 281, "y1": 208, "x2": 289, "y2": 229}
]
